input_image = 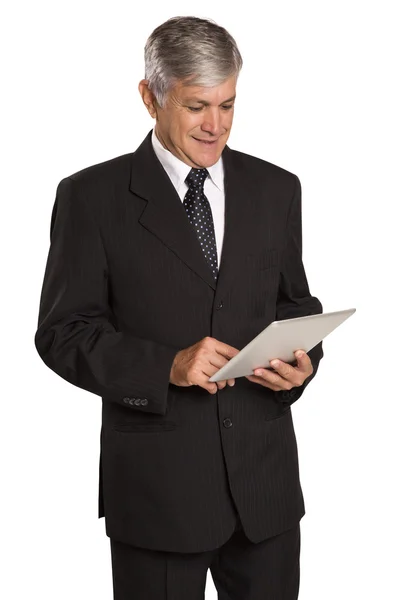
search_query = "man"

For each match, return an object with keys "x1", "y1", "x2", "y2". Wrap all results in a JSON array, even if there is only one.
[{"x1": 34, "y1": 15, "x2": 324, "y2": 600}]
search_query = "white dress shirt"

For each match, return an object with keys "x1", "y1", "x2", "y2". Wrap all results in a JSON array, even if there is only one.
[{"x1": 151, "y1": 127, "x2": 225, "y2": 269}]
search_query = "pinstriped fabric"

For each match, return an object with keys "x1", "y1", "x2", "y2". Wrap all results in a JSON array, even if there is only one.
[
  {"x1": 34, "y1": 129, "x2": 323, "y2": 553},
  {"x1": 110, "y1": 522, "x2": 300, "y2": 598}
]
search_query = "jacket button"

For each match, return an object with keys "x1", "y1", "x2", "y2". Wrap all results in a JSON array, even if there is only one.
[
  {"x1": 123, "y1": 397, "x2": 130, "y2": 403},
  {"x1": 129, "y1": 398, "x2": 136, "y2": 405},
  {"x1": 282, "y1": 391, "x2": 290, "y2": 399},
  {"x1": 223, "y1": 418, "x2": 233, "y2": 428},
  {"x1": 289, "y1": 389, "x2": 297, "y2": 398},
  {"x1": 216, "y1": 300, "x2": 223, "y2": 310},
  {"x1": 134, "y1": 398, "x2": 141, "y2": 406},
  {"x1": 141, "y1": 399, "x2": 148, "y2": 405}
]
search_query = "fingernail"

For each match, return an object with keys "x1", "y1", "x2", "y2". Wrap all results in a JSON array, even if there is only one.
[
  {"x1": 271, "y1": 360, "x2": 280, "y2": 367},
  {"x1": 254, "y1": 369, "x2": 262, "y2": 375},
  {"x1": 296, "y1": 351, "x2": 304, "y2": 358}
]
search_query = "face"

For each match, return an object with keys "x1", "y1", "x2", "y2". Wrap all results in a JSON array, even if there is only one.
[{"x1": 138, "y1": 75, "x2": 236, "y2": 168}]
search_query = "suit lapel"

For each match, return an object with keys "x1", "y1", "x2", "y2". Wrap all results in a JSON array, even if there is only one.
[
  {"x1": 129, "y1": 130, "x2": 253, "y2": 295},
  {"x1": 215, "y1": 145, "x2": 255, "y2": 297}
]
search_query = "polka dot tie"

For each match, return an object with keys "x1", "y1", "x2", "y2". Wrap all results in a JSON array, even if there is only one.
[{"x1": 183, "y1": 167, "x2": 219, "y2": 281}]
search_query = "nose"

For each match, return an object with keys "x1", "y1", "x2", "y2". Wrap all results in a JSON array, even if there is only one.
[{"x1": 201, "y1": 107, "x2": 222, "y2": 137}]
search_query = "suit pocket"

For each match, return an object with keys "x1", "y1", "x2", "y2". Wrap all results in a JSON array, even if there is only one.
[
  {"x1": 264, "y1": 407, "x2": 291, "y2": 421},
  {"x1": 112, "y1": 420, "x2": 177, "y2": 433}
]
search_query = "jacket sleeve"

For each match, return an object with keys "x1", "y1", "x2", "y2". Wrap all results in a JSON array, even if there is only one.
[
  {"x1": 34, "y1": 176, "x2": 180, "y2": 415},
  {"x1": 274, "y1": 174, "x2": 324, "y2": 407}
]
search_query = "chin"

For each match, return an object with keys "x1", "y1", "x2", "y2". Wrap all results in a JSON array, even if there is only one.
[
  {"x1": 195, "y1": 156, "x2": 220, "y2": 169},
  {"x1": 193, "y1": 147, "x2": 223, "y2": 164}
]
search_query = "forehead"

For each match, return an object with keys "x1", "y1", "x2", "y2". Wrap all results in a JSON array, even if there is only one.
[{"x1": 172, "y1": 76, "x2": 237, "y2": 102}]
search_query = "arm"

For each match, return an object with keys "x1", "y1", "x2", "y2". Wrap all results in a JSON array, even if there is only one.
[
  {"x1": 274, "y1": 174, "x2": 324, "y2": 406},
  {"x1": 34, "y1": 176, "x2": 179, "y2": 415}
]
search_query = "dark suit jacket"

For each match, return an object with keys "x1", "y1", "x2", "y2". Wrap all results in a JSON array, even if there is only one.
[{"x1": 34, "y1": 129, "x2": 323, "y2": 553}]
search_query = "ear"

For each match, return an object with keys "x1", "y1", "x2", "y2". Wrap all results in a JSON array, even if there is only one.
[{"x1": 138, "y1": 79, "x2": 158, "y2": 119}]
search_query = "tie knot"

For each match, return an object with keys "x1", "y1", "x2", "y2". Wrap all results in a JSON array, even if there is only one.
[{"x1": 185, "y1": 167, "x2": 209, "y2": 190}]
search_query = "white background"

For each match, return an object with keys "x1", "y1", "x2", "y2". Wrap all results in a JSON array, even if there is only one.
[{"x1": 2, "y1": 1, "x2": 399, "y2": 598}]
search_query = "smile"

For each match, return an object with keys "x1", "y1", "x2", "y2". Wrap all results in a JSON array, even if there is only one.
[{"x1": 193, "y1": 137, "x2": 218, "y2": 145}]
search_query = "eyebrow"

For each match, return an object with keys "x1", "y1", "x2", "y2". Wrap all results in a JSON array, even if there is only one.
[{"x1": 185, "y1": 95, "x2": 236, "y2": 106}]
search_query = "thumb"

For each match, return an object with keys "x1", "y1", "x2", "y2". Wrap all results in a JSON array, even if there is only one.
[{"x1": 295, "y1": 350, "x2": 306, "y2": 366}]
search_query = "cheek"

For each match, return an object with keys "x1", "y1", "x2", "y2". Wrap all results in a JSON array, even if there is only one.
[
  {"x1": 223, "y1": 111, "x2": 234, "y2": 128},
  {"x1": 170, "y1": 120, "x2": 189, "y2": 142},
  {"x1": 187, "y1": 120, "x2": 204, "y2": 135},
  {"x1": 183, "y1": 112, "x2": 208, "y2": 132}
]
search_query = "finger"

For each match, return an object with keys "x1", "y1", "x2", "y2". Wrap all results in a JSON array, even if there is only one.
[
  {"x1": 294, "y1": 350, "x2": 313, "y2": 374},
  {"x1": 246, "y1": 373, "x2": 282, "y2": 391},
  {"x1": 269, "y1": 358, "x2": 299, "y2": 384},
  {"x1": 253, "y1": 367, "x2": 288, "y2": 387},
  {"x1": 203, "y1": 382, "x2": 218, "y2": 394},
  {"x1": 201, "y1": 369, "x2": 222, "y2": 393},
  {"x1": 202, "y1": 366, "x2": 229, "y2": 390},
  {"x1": 208, "y1": 355, "x2": 235, "y2": 376},
  {"x1": 214, "y1": 341, "x2": 241, "y2": 360}
]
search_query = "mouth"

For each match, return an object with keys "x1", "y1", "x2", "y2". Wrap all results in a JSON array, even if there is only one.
[{"x1": 193, "y1": 137, "x2": 218, "y2": 146}]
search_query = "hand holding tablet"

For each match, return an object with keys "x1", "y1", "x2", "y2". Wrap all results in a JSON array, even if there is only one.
[
  {"x1": 209, "y1": 308, "x2": 356, "y2": 383},
  {"x1": 245, "y1": 347, "x2": 314, "y2": 391}
]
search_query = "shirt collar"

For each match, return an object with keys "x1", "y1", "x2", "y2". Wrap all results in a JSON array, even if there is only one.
[{"x1": 151, "y1": 127, "x2": 224, "y2": 192}]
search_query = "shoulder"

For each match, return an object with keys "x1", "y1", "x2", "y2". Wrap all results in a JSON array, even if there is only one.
[
  {"x1": 53, "y1": 152, "x2": 134, "y2": 225},
  {"x1": 59, "y1": 152, "x2": 134, "y2": 192},
  {"x1": 226, "y1": 146, "x2": 299, "y2": 193},
  {"x1": 54, "y1": 152, "x2": 134, "y2": 221}
]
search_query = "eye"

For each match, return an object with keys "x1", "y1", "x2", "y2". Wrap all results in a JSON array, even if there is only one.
[
  {"x1": 188, "y1": 106, "x2": 203, "y2": 112},
  {"x1": 222, "y1": 105, "x2": 234, "y2": 110}
]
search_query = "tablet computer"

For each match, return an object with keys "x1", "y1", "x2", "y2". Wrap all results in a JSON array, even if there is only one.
[{"x1": 209, "y1": 307, "x2": 356, "y2": 382}]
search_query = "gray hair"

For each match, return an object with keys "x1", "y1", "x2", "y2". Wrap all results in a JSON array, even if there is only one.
[{"x1": 144, "y1": 16, "x2": 243, "y2": 108}]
